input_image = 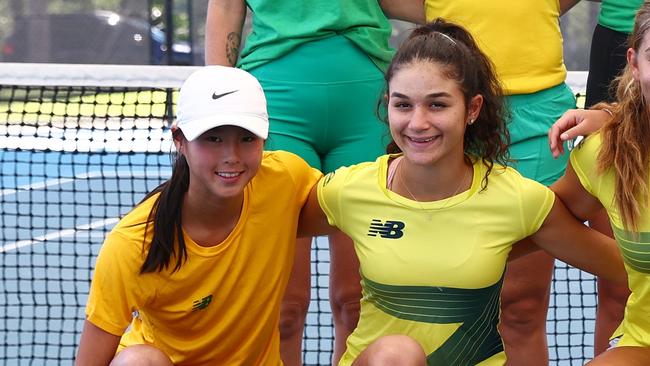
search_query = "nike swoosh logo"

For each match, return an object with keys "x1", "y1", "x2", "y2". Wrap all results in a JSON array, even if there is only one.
[{"x1": 212, "y1": 90, "x2": 238, "y2": 99}]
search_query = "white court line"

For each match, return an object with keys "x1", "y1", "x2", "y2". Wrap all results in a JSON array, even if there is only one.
[
  {"x1": 0, "y1": 217, "x2": 119, "y2": 253},
  {"x1": 0, "y1": 170, "x2": 171, "y2": 197},
  {"x1": 0, "y1": 178, "x2": 75, "y2": 196},
  {"x1": 1, "y1": 169, "x2": 170, "y2": 251}
]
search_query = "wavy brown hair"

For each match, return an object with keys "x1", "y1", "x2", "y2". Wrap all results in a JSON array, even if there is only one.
[
  {"x1": 379, "y1": 18, "x2": 510, "y2": 190},
  {"x1": 597, "y1": 3, "x2": 650, "y2": 230}
]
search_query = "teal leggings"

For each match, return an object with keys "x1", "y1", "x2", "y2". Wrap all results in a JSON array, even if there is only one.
[
  {"x1": 249, "y1": 35, "x2": 390, "y2": 173},
  {"x1": 506, "y1": 83, "x2": 576, "y2": 186}
]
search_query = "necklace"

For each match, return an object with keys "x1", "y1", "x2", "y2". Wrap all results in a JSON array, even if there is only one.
[{"x1": 391, "y1": 157, "x2": 471, "y2": 219}]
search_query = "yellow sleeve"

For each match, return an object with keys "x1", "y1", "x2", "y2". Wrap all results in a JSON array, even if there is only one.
[
  {"x1": 85, "y1": 229, "x2": 148, "y2": 336},
  {"x1": 316, "y1": 166, "x2": 353, "y2": 229},
  {"x1": 519, "y1": 176, "x2": 556, "y2": 237},
  {"x1": 274, "y1": 150, "x2": 322, "y2": 207},
  {"x1": 569, "y1": 134, "x2": 602, "y2": 197}
]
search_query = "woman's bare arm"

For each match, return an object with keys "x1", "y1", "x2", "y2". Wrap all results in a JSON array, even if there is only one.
[
  {"x1": 205, "y1": 0, "x2": 247, "y2": 66},
  {"x1": 75, "y1": 320, "x2": 121, "y2": 366},
  {"x1": 379, "y1": 0, "x2": 426, "y2": 24}
]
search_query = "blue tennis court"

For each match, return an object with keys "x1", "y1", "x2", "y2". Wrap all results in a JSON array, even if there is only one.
[{"x1": 0, "y1": 147, "x2": 168, "y2": 363}]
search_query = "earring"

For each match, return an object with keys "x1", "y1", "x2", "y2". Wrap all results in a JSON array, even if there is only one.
[{"x1": 468, "y1": 119, "x2": 475, "y2": 125}]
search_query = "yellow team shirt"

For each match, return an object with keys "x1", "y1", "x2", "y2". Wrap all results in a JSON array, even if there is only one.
[
  {"x1": 318, "y1": 155, "x2": 555, "y2": 366},
  {"x1": 425, "y1": 0, "x2": 566, "y2": 95},
  {"x1": 85, "y1": 151, "x2": 321, "y2": 365},
  {"x1": 571, "y1": 134, "x2": 650, "y2": 347}
]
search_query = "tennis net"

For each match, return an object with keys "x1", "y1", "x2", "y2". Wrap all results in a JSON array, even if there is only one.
[{"x1": 0, "y1": 63, "x2": 595, "y2": 365}]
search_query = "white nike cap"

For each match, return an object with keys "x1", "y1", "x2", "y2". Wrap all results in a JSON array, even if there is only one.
[{"x1": 176, "y1": 66, "x2": 269, "y2": 141}]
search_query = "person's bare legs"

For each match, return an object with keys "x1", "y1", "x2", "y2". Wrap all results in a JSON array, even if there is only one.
[
  {"x1": 586, "y1": 346, "x2": 650, "y2": 366},
  {"x1": 280, "y1": 231, "x2": 363, "y2": 366},
  {"x1": 279, "y1": 237, "x2": 312, "y2": 366},
  {"x1": 499, "y1": 247, "x2": 555, "y2": 366},
  {"x1": 110, "y1": 344, "x2": 173, "y2": 366},
  {"x1": 352, "y1": 335, "x2": 427, "y2": 366},
  {"x1": 594, "y1": 278, "x2": 630, "y2": 354},
  {"x1": 589, "y1": 209, "x2": 630, "y2": 355},
  {"x1": 330, "y1": 230, "x2": 362, "y2": 365}
]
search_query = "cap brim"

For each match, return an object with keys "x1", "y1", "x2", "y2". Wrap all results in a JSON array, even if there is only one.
[{"x1": 178, "y1": 114, "x2": 269, "y2": 141}]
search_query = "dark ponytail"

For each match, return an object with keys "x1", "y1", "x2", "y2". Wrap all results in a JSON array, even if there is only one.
[{"x1": 140, "y1": 130, "x2": 190, "y2": 273}]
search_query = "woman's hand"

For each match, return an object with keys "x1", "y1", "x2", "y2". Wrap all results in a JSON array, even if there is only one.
[{"x1": 548, "y1": 109, "x2": 611, "y2": 158}]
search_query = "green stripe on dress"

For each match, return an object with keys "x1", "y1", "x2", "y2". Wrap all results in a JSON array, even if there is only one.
[
  {"x1": 612, "y1": 226, "x2": 650, "y2": 274},
  {"x1": 363, "y1": 275, "x2": 504, "y2": 365}
]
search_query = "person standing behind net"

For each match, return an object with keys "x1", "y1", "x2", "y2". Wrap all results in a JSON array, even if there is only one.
[
  {"x1": 296, "y1": 19, "x2": 626, "y2": 366},
  {"x1": 585, "y1": 0, "x2": 643, "y2": 107},
  {"x1": 75, "y1": 66, "x2": 321, "y2": 365},
  {"x1": 549, "y1": 5, "x2": 650, "y2": 363},
  {"x1": 205, "y1": 1, "x2": 416, "y2": 364},
  {"x1": 384, "y1": 1, "x2": 579, "y2": 363}
]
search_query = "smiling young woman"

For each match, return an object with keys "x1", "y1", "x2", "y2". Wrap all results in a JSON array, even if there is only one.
[
  {"x1": 297, "y1": 19, "x2": 626, "y2": 366},
  {"x1": 75, "y1": 66, "x2": 322, "y2": 366},
  {"x1": 385, "y1": 60, "x2": 482, "y2": 201}
]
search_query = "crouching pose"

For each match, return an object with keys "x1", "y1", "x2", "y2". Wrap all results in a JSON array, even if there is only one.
[
  {"x1": 75, "y1": 66, "x2": 321, "y2": 365},
  {"x1": 550, "y1": 4, "x2": 650, "y2": 364},
  {"x1": 298, "y1": 20, "x2": 626, "y2": 366}
]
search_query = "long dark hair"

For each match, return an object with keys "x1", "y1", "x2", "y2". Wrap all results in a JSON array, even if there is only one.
[
  {"x1": 139, "y1": 128, "x2": 190, "y2": 273},
  {"x1": 379, "y1": 19, "x2": 510, "y2": 190}
]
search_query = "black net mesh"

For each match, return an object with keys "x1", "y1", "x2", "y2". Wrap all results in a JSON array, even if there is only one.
[{"x1": 0, "y1": 71, "x2": 598, "y2": 365}]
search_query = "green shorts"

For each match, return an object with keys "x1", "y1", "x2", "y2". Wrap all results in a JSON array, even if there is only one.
[
  {"x1": 506, "y1": 83, "x2": 576, "y2": 186},
  {"x1": 249, "y1": 35, "x2": 390, "y2": 173}
]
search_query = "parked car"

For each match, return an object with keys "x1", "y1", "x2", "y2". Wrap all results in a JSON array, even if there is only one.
[{"x1": 0, "y1": 10, "x2": 193, "y2": 65}]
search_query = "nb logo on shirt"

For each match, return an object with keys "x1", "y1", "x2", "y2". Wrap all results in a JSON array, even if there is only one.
[
  {"x1": 192, "y1": 295, "x2": 213, "y2": 311},
  {"x1": 367, "y1": 219, "x2": 405, "y2": 239}
]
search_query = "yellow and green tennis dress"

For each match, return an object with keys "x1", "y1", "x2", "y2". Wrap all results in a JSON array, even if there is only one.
[
  {"x1": 571, "y1": 134, "x2": 650, "y2": 347},
  {"x1": 317, "y1": 154, "x2": 555, "y2": 365}
]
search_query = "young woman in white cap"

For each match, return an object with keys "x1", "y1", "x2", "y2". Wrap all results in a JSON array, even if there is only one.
[{"x1": 75, "y1": 66, "x2": 321, "y2": 365}]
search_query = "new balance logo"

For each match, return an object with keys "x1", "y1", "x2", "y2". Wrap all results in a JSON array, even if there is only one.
[
  {"x1": 367, "y1": 219, "x2": 405, "y2": 239},
  {"x1": 212, "y1": 90, "x2": 238, "y2": 99},
  {"x1": 192, "y1": 295, "x2": 213, "y2": 311}
]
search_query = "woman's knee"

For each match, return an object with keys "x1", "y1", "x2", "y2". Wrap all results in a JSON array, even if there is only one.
[
  {"x1": 500, "y1": 252, "x2": 554, "y2": 328},
  {"x1": 354, "y1": 335, "x2": 426, "y2": 366},
  {"x1": 587, "y1": 346, "x2": 650, "y2": 366},
  {"x1": 279, "y1": 300, "x2": 309, "y2": 338},
  {"x1": 279, "y1": 236, "x2": 312, "y2": 338},
  {"x1": 329, "y1": 244, "x2": 362, "y2": 328},
  {"x1": 500, "y1": 295, "x2": 550, "y2": 329},
  {"x1": 110, "y1": 344, "x2": 173, "y2": 366}
]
